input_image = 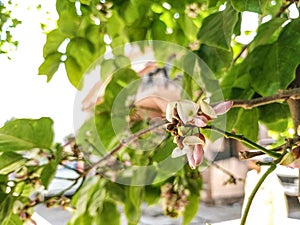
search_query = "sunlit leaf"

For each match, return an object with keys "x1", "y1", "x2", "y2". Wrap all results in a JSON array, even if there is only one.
[
  {"x1": 0, "y1": 118, "x2": 53, "y2": 152},
  {"x1": 0, "y1": 152, "x2": 26, "y2": 175},
  {"x1": 42, "y1": 29, "x2": 68, "y2": 57},
  {"x1": 38, "y1": 52, "x2": 62, "y2": 82},
  {"x1": 65, "y1": 56, "x2": 83, "y2": 88}
]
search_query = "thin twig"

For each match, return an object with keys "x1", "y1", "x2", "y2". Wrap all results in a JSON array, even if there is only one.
[
  {"x1": 232, "y1": 87, "x2": 300, "y2": 109},
  {"x1": 233, "y1": 44, "x2": 248, "y2": 64},
  {"x1": 240, "y1": 164, "x2": 276, "y2": 225},
  {"x1": 85, "y1": 120, "x2": 167, "y2": 172},
  {"x1": 208, "y1": 160, "x2": 245, "y2": 183}
]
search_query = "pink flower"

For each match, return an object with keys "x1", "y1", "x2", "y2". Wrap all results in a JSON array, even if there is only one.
[
  {"x1": 166, "y1": 99, "x2": 233, "y2": 127},
  {"x1": 171, "y1": 135, "x2": 205, "y2": 169}
]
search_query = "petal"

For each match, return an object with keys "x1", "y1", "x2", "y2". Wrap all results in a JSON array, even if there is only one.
[
  {"x1": 193, "y1": 144, "x2": 204, "y2": 165},
  {"x1": 171, "y1": 147, "x2": 187, "y2": 158},
  {"x1": 182, "y1": 136, "x2": 205, "y2": 146},
  {"x1": 289, "y1": 158, "x2": 300, "y2": 168},
  {"x1": 200, "y1": 100, "x2": 217, "y2": 118},
  {"x1": 166, "y1": 101, "x2": 176, "y2": 122},
  {"x1": 194, "y1": 115, "x2": 208, "y2": 127},
  {"x1": 213, "y1": 101, "x2": 233, "y2": 115},
  {"x1": 177, "y1": 100, "x2": 199, "y2": 124},
  {"x1": 186, "y1": 148, "x2": 196, "y2": 169}
]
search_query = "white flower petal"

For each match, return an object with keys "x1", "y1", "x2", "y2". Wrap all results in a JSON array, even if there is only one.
[
  {"x1": 200, "y1": 100, "x2": 217, "y2": 118},
  {"x1": 213, "y1": 101, "x2": 233, "y2": 115},
  {"x1": 186, "y1": 148, "x2": 196, "y2": 169},
  {"x1": 166, "y1": 101, "x2": 176, "y2": 122},
  {"x1": 177, "y1": 100, "x2": 199, "y2": 124},
  {"x1": 182, "y1": 136, "x2": 205, "y2": 146},
  {"x1": 171, "y1": 147, "x2": 187, "y2": 158}
]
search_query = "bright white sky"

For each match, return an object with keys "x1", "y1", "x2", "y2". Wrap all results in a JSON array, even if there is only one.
[{"x1": 0, "y1": 0, "x2": 77, "y2": 143}]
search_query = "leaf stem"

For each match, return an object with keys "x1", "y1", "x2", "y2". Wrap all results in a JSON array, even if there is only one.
[
  {"x1": 204, "y1": 125, "x2": 281, "y2": 158},
  {"x1": 240, "y1": 164, "x2": 276, "y2": 225}
]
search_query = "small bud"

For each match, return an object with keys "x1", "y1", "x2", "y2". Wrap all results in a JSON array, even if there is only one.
[{"x1": 280, "y1": 152, "x2": 296, "y2": 166}]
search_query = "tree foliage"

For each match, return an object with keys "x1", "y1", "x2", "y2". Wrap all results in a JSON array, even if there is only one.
[
  {"x1": 1, "y1": 0, "x2": 300, "y2": 225},
  {"x1": 0, "y1": 0, "x2": 21, "y2": 57}
]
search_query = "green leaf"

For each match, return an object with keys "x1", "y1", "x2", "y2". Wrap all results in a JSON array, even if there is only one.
[
  {"x1": 40, "y1": 161, "x2": 57, "y2": 189},
  {"x1": 124, "y1": 186, "x2": 144, "y2": 225},
  {"x1": 69, "y1": 177, "x2": 105, "y2": 225},
  {"x1": 234, "y1": 108, "x2": 259, "y2": 142},
  {"x1": 0, "y1": 175, "x2": 8, "y2": 192},
  {"x1": 100, "y1": 59, "x2": 117, "y2": 81},
  {"x1": 105, "y1": 181, "x2": 126, "y2": 203},
  {"x1": 144, "y1": 185, "x2": 161, "y2": 206},
  {"x1": 197, "y1": 4, "x2": 238, "y2": 50},
  {"x1": 0, "y1": 118, "x2": 54, "y2": 152},
  {"x1": 197, "y1": 44, "x2": 233, "y2": 77},
  {"x1": 0, "y1": 152, "x2": 26, "y2": 175},
  {"x1": 230, "y1": 0, "x2": 267, "y2": 13},
  {"x1": 38, "y1": 52, "x2": 62, "y2": 82},
  {"x1": 57, "y1": 9, "x2": 81, "y2": 36},
  {"x1": 107, "y1": 11, "x2": 125, "y2": 38},
  {"x1": 207, "y1": 0, "x2": 225, "y2": 8},
  {"x1": 65, "y1": 56, "x2": 83, "y2": 88},
  {"x1": 182, "y1": 193, "x2": 200, "y2": 225},
  {"x1": 43, "y1": 29, "x2": 68, "y2": 57},
  {"x1": 251, "y1": 18, "x2": 286, "y2": 48},
  {"x1": 177, "y1": 14, "x2": 198, "y2": 41},
  {"x1": 68, "y1": 213, "x2": 94, "y2": 225},
  {"x1": 0, "y1": 192, "x2": 15, "y2": 225},
  {"x1": 96, "y1": 201, "x2": 120, "y2": 225},
  {"x1": 95, "y1": 68, "x2": 139, "y2": 148},
  {"x1": 258, "y1": 103, "x2": 289, "y2": 132},
  {"x1": 5, "y1": 214, "x2": 22, "y2": 225},
  {"x1": 249, "y1": 19, "x2": 300, "y2": 96},
  {"x1": 151, "y1": 19, "x2": 168, "y2": 41},
  {"x1": 258, "y1": 103, "x2": 289, "y2": 123},
  {"x1": 66, "y1": 38, "x2": 95, "y2": 71},
  {"x1": 80, "y1": 0, "x2": 91, "y2": 5}
]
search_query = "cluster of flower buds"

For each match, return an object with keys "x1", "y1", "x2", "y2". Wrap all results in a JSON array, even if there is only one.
[
  {"x1": 160, "y1": 182, "x2": 190, "y2": 217},
  {"x1": 166, "y1": 99, "x2": 233, "y2": 169}
]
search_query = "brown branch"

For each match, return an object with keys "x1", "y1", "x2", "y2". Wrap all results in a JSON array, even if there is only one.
[
  {"x1": 232, "y1": 87, "x2": 300, "y2": 109},
  {"x1": 84, "y1": 120, "x2": 167, "y2": 173},
  {"x1": 233, "y1": 44, "x2": 248, "y2": 64},
  {"x1": 275, "y1": 0, "x2": 298, "y2": 18}
]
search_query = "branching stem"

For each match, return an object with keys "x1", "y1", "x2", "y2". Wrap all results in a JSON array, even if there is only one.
[
  {"x1": 85, "y1": 120, "x2": 167, "y2": 173},
  {"x1": 240, "y1": 164, "x2": 276, "y2": 225},
  {"x1": 204, "y1": 125, "x2": 281, "y2": 158}
]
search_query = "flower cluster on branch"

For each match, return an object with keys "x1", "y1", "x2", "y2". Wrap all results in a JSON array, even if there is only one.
[{"x1": 165, "y1": 99, "x2": 233, "y2": 169}]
